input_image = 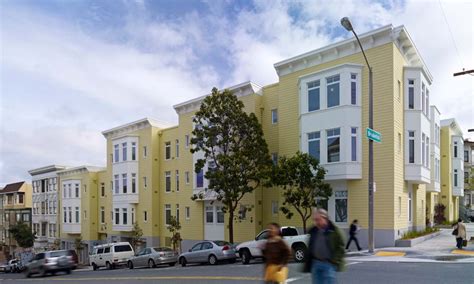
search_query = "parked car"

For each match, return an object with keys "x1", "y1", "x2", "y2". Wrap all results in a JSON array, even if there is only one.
[
  {"x1": 24, "y1": 250, "x2": 74, "y2": 277},
  {"x1": 235, "y1": 226, "x2": 309, "y2": 264},
  {"x1": 89, "y1": 242, "x2": 134, "y2": 270},
  {"x1": 178, "y1": 241, "x2": 237, "y2": 267},
  {"x1": 67, "y1": 250, "x2": 78, "y2": 270},
  {"x1": 127, "y1": 247, "x2": 178, "y2": 269},
  {"x1": 0, "y1": 259, "x2": 19, "y2": 273}
]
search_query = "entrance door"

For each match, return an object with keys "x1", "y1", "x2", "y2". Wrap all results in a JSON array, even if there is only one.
[{"x1": 204, "y1": 201, "x2": 224, "y2": 240}]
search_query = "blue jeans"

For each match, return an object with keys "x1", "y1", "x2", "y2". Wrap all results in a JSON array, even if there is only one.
[{"x1": 311, "y1": 260, "x2": 336, "y2": 284}]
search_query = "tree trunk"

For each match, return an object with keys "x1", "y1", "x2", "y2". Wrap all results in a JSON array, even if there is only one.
[
  {"x1": 302, "y1": 218, "x2": 307, "y2": 234},
  {"x1": 228, "y1": 212, "x2": 234, "y2": 243}
]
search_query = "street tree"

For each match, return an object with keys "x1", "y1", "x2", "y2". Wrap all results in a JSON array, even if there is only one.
[
  {"x1": 167, "y1": 216, "x2": 182, "y2": 253},
  {"x1": 8, "y1": 222, "x2": 35, "y2": 248},
  {"x1": 191, "y1": 87, "x2": 272, "y2": 243},
  {"x1": 273, "y1": 151, "x2": 332, "y2": 233},
  {"x1": 130, "y1": 223, "x2": 144, "y2": 251}
]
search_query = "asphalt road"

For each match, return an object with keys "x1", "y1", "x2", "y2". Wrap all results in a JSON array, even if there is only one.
[{"x1": 1, "y1": 260, "x2": 473, "y2": 284}]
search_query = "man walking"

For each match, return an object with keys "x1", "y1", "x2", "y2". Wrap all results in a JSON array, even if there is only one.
[
  {"x1": 346, "y1": 219, "x2": 362, "y2": 251},
  {"x1": 304, "y1": 208, "x2": 345, "y2": 284}
]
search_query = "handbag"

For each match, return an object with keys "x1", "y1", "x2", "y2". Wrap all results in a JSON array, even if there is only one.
[
  {"x1": 452, "y1": 228, "x2": 458, "y2": 236},
  {"x1": 463, "y1": 240, "x2": 468, "y2": 247}
]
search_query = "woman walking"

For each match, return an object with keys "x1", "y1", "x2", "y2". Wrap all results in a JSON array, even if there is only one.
[
  {"x1": 453, "y1": 218, "x2": 467, "y2": 249},
  {"x1": 262, "y1": 223, "x2": 291, "y2": 284}
]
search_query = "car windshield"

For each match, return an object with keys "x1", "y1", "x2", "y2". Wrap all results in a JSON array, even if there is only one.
[
  {"x1": 50, "y1": 251, "x2": 68, "y2": 257},
  {"x1": 213, "y1": 241, "x2": 231, "y2": 247},
  {"x1": 154, "y1": 247, "x2": 172, "y2": 252}
]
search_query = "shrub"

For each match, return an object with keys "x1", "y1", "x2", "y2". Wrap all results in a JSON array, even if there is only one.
[{"x1": 401, "y1": 227, "x2": 440, "y2": 240}]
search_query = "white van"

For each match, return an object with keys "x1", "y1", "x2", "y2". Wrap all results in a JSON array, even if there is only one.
[{"x1": 89, "y1": 242, "x2": 134, "y2": 270}]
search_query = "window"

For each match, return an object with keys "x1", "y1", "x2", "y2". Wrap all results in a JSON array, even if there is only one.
[
  {"x1": 308, "y1": 131, "x2": 320, "y2": 161},
  {"x1": 326, "y1": 74, "x2": 340, "y2": 108},
  {"x1": 131, "y1": 208, "x2": 135, "y2": 224},
  {"x1": 465, "y1": 150, "x2": 469, "y2": 162},
  {"x1": 176, "y1": 139, "x2": 179, "y2": 158},
  {"x1": 68, "y1": 184, "x2": 72, "y2": 198},
  {"x1": 114, "y1": 245, "x2": 132, "y2": 253},
  {"x1": 165, "y1": 204, "x2": 171, "y2": 225},
  {"x1": 422, "y1": 83, "x2": 426, "y2": 115},
  {"x1": 185, "y1": 171, "x2": 190, "y2": 184},
  {"x1": 101, "y1": 183, "x2": 105, "y2": 197},
  {"x1": 63, "y1": 207, "x2": 67, "y2": 223},
  {"x1": 216, "y1": 206, "x2": 224, "y2": 223},
  {"x1": 131, "y1": 173, "x2": 136, "y2": 193},
  {"x1": 185, "y1": 207, "x2": 190, "y2": 220},
  {"x1": 185, "y1": 135, "x2": 190, "y2": 148},
  {"x1": 271, "y1": 109, "x2": 278, "y2": 124},
  {"x1": 351, "y1": 74, "x2": 357, "y2": 105},
  {"x1": 131, "y1": 142, "x2": 137, "y2": 161},
  {"x1": 307, "y1": 80, "x2": 320, "y2": 111},
  {"x1": 408, "y1": 79, "x2": 414, "y2": 109},
  {"x1": 165, "y1": 142, "x2": 171, "y2": 160},
  {"x1": 165, "y1": 171, "x2": 171, "y2": 192},
  {"x1": 327, "y1": 128, "x2": 340, "y2": 163},
  {"x1": 271, "y1": 153, "x2": 279, "y2": 165},
  {"x1": 176, "y1": 170, "x2": 179, "y2": 192},
  {"x1": 68, "y1": 207, "x2": 72, "y2": 223},
  {"x1": 196, "y1": 170, "x2": 204, "y2": 188},
  {"x1": 422, "y1": 133, "x2": 425, "y2": 166},
  {"x1": 114, "y1": 144, "x2": 119, "y2": 162},
  {"x1": 205, "y1": 206, "x2": 213, "y2": 223},
  {"x1": 454, "y1": 170, "x2": 458, "y2": 187},
  {"x1": 351, "y1": 127, "x2": 357, "y2": 161},
  {"x1": 272, "y1": 201, "x2": 279, "y2": 215},
  {"x1": 408, "y1": 131, "x2": 415, "y2": 163},
  {"x1": 426, "y1": 89, "x2": 430, "y2": 116},
  {"x1": 426, "y1": 137, "x2": 430, "y2": 167},
  {"x1": 176, "y1": 204, "x2": 180, "y2": 223},
  {"x1": 143, "y1": 146, "x2": 147, "y2": 158},
  {"x1": 122, "y1": 174, "x2": 127, "y2": 193},
  {"x1": 122, "y1": 142, "x2": 127, "y2": 161},
  {"x1": 115, "y1": 208, "x2": 120, "y2": 225},
  {"x1": 18, "y1": 194, "x2": 24, "y2": 204},
  {"x1": 465, "y1": 171, "x2": 469, "y2": 183},
  {"x1": 143, "y1": 176, "x2": 147, "y2": 188},
  {"x1": 144, "y1": 211, "x2": 148, "y2": 222},
  {"x1": 123, "y1": 208, "x2": 128, "y2": 225},
  {"x1": 335, "y1": 191, "x2": 348, "y2": 223},
  {"x1": 397, "y1": 80, "x2": 401, "y2": 102},
  {"x1": 114, "y1": 175, "x2": 119, "y2": 194},
  {"x1": 454, "y1": 142, "x2": 458, "y2": 158},
  {"x1": 100, "y1": 207, "x2": 105, "y2": 224},
  {"x1": 75, "y1": 207, "x2": 79, "y2": 223}
]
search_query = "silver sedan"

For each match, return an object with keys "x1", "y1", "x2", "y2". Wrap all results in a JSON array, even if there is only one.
[
  {"x1": 178, "y1": 241, "x2": 237, "y2": 267},
  {"x1": 127, "y1": 247, "x2": 178, "y2": 269}
]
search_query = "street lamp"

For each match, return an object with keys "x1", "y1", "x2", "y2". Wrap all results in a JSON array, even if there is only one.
[{"x1": 341, "y1": 17, "x2": 375, "y2": 253}]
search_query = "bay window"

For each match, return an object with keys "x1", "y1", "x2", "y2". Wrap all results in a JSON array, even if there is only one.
[{"x1": 326, "y1": 128, "x2": 340, "y2": 163}]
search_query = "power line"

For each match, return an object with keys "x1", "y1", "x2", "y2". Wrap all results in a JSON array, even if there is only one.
[{"x1": 438, "y1": 0, "x2": 464, "y2": 68}]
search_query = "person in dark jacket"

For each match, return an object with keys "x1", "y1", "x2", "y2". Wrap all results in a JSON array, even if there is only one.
[
  {"x1": 304, "y1": 208, "x2": 345, "y2": 284},
  {"x1": 262, "y1": 223, "x2": 291, "y2": 284},
  {"x1": 345, "y1": 219, "x2": 362, "y2": 251}
]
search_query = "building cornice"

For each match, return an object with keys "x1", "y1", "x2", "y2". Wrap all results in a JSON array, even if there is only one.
[
  {"x1": 102, "y1": 118, "x2": 174, "y2": 138},
  {"x1": 441, "y1": 118, "x2": 463, "y2": 136},
  {"x1": 297, "y1": 63, "x2": 364, "y2": 84},
  {"x1": 173, "y1": 81, "x2": 263, "y2": 115},
  {"x1": 57, "y1": 165, "x2": 105, "y2": 176},
  {"x1": 274, "y1": 25, "x2": 433, "y2": 83},
  {"x1": 28, "y1": 165, "x2": 68, "y2": 176}
]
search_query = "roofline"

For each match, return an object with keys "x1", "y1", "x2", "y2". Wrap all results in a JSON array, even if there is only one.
[
  {"x1": 57, "y1": 165, "x2": 105, "y2": 175},
  {"x1": 28, "y1": 165, "x2": 68, "y2": 176},
  {"x1": 101, "y1": 118, "x2": 174, "y2": 136},
  {"x1": 172, "y1": 81, "x2": 262, "y2": 110},
  {"x1": 430, "y1": 105, "x2": 441, "y2": 115},
  {"x1": 274, "y1": 24, "x2": 393, "y2": 68}
]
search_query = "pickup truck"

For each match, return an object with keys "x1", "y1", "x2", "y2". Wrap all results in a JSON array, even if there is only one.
[{"x1": 236, "y1": 226, "x2": 309, "y2": 264}]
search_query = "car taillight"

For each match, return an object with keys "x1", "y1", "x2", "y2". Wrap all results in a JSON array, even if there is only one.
[{"x1": 222, "y1": 245, "x2": 230, "y2": 251}]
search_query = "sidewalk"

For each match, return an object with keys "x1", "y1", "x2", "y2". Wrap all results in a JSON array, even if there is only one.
[{"x1": 346, "y1": 223, "x2": 474, "y2": 263}]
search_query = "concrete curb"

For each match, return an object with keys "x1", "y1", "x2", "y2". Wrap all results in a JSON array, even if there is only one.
[{"x1": 395, "y1": 231, "x2": 442, "y2": 247}]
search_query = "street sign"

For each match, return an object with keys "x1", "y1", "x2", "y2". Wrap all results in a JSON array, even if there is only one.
[{"x1": 366, "y1": 128, "x2": 381, "y2": 143}]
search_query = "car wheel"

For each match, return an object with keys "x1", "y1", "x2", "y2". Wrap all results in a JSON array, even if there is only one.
[
  {"x1": 229, "y1": 258, "x2": 236, "y2": 264},
  {"x1": 240, "y1": 250, "x2": 251, "y2": 264},
  {"x1": 180, "y1": 257, "x2": 187, "y2": 267},
  {"x1": 40, "y1": 267, "x2": 47, "y2": 277},
  {"x1": 148, "y1": 259, "x2": 156, "y2": 268},
  {"x1": 293, "y1": 245, "x2": 307, "y2": 263},
  {"x1": 106, "y1": 262, "x2": 112, "y2": 270},
  {"x1": 128, "y1": 261, "x2": 134, "y2": 269},
  {"x1": 92, "y1": 263, "x2": 98, "y2": 271},
  {"x1": 208, "y1": 255, "x2": 218, "y2": 265},
  {"x1": 168, "y1": 262, "x2": 176, "y2": 267},
  {"x1": 65, "y1": 268, "x2": 71, "y2": 274}
]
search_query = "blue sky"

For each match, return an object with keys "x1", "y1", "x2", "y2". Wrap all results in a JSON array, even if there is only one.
[{"x1": 1, "y1": 0, "x2": 473, "y2": 184}]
